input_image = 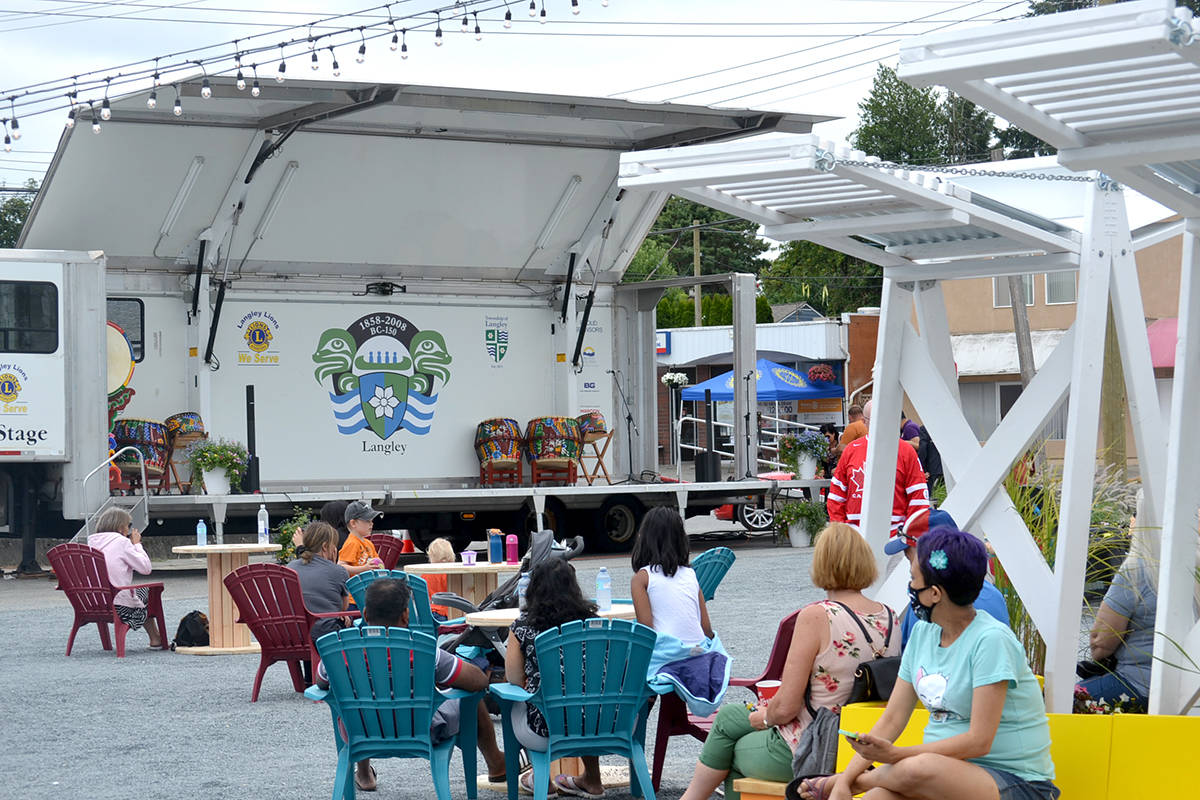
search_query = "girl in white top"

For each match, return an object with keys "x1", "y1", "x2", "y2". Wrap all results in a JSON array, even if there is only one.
[{"x1": 631, "y1": 507, "x2": 714, "y2": 645}]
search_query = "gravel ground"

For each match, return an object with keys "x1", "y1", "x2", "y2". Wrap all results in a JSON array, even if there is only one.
[{"x1": 0, "y1": 537, "x2": 822, "y2": 800}]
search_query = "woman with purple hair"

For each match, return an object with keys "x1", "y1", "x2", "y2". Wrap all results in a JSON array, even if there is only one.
[{"x1": 799, "y1": 528, "x2": 1059, "y2": 800}]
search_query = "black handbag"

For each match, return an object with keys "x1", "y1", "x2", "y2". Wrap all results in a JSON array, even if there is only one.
[{"x1": 830, "y1": 601, "x2": 899, "y2": 704}]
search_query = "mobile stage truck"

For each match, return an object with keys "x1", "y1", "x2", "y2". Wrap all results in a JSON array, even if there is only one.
[{"x1": 0, "y1": 81, "x2": 830, "y2": 571}]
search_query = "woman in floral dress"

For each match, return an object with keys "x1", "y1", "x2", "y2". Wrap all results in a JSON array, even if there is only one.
[{"x1": 679, "y1": 523, "x2": 900, "y2": 800}]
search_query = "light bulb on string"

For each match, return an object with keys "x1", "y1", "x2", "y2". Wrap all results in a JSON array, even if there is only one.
[
  {"x1": 461, "y1": 13, "x2": 469, "y2": 33},
  {"x1": 571, "y1": 0, "x2": 579, "y2": 13},
  {"x1": 91, "y1": 104, "x2": 102, "y2": 133},
  {"x1": 357, "y1": 28, "x2": 367, "y2": 63},
  {"x1": 236, "y1": 69, "x2": 246, "y2": 91},
  {"x1": 8, "y1": 100, "x2": 19, "y2": 140},
  {"x1": 198, "y1": 62, "x2": 212, "y2": 99},
  {"x1": 529, "y1": 0, "x2": 536, "y2": 17},
  {"x1": 147, "y1": 89, "x2": 157, "y2": 109},
  {"x1": 153, "y1": 59, "x2": 162, "y2": 87},
  {"x1": 401, "y1": 29, "x2": 409, "y2": 58},
  {"x1": 474, "y1": 12, "x2": 482, "y2": 40},
  {"x1": 65, "y1": 104, "x2": 76, "y2": 129},
  {"x1": 329, "y1": 47, "x2": 340, "y2": 77},
  {"x1": 311, "y1": 50, "x2": 319, "y2": 71},
  {"x1": 435, "y1": 14, "x2": 444, "y2": 45},
  {"x1": 251, "y1": 66, "x2": 261, "y2": 97},
  {"x1": 539, "y1": 2, "x2": 547, "y2": 23},
  {"x1": 172, "y1": 87, "x2": 182, "y2": 116},
  {"x1": 4, "y1": 122, "x2": 11, "y2": 152},
  {"x1": 389, "y1": 12, "x2": 399, "y2": 50},
  {"x1": 307, "y1": 27, "x2": 316, "y2": 50},
  {"x1": 601, "y1": 0, "x2": 608, "y2": 5},
  {"x1": 101, "y1": 79, "x2": 112, "y2": 120},
  {"x1": 235, "y1": 48, "x2": 246, "y2": 90},
  {"x1": 504, "y1": 3, "x2": 513, "y2": 27},
  {"x1": 276, "y1": 45, "x2": 287, "y2": 83}
]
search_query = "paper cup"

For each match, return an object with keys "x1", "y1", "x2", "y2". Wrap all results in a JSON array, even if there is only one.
[
  {"x1": 461, "y1": 550, "x2": 477, "y2": 566},
  {"x1": 756, "y1": 680, "x2": 782, "y2": 702}
]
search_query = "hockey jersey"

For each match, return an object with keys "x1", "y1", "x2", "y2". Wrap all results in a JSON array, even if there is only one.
[{"x1": 827, "y1": 436, "x2": 929, "y2": 534}]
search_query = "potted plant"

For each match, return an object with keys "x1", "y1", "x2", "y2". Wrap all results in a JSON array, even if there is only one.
[
  {"x1": 775, "y1": 500, "x2": 828, "y2": 548},
  {"x1": 186, "y1": 437, "x2": 249, "y2": 495},
  {"x1": 274, "y1": 507, "x2": 314, "y2": 564},
  {"x1": 779, "y1": 429, "x2": 829, "y2": 479},
  {"x1": 807, "y1": 363, "x2": 836, "y2": 384},
  {"x1": 660, "y1": 372, "x2": 690, "y2": 390}
]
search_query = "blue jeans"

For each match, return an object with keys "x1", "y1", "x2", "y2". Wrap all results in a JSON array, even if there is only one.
[
  {"x1": 979, "y1": 766, "x2": 1060, "y2": 800},
  {"x1": 1077, "y1": 672, "x2": 1147, "y2": 710}
]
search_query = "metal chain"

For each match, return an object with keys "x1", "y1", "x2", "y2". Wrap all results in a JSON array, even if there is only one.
[{"x1": 830, "y1": 156, "x2": 1098, "y2": 183}]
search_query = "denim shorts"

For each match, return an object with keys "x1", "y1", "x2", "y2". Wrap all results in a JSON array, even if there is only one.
[{"x1": 979, "y1": 766, "x2": 1061, "y2": 800}]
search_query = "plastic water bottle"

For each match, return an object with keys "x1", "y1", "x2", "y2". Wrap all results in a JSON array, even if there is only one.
[
  {"x1": 195, "y1": 518, "x2": 207, "y2": 547},
  {"x1": 518, "y1": 572, "x2": 531, "y2": 610},
  {"x1": 256, "y1": 503, "x2": 270, "y2": 545},
  {"x1": 488, "y1": 529, "x2": 504, "y2": 563},
  {"x1": 596, "y1": 567, "x2": 612, "y2": 612}
]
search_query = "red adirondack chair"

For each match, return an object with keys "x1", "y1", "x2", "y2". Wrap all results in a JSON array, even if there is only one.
[
  {"x1": 368, "y1": 533, "x2": 407, "y2": 570},
  {"x1": 47, "y1": 542, "x2": 168, "y2": 658},
  {"x1": 650, "y1": 609, "x2": 801, "y2": 790},
  {"x1": 223, "y1": 563, "x2": 360, "y2": 702}
]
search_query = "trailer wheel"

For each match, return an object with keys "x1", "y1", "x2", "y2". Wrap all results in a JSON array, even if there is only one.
[
  {"x1": 594, "y1": 496, "x2": 643, "y2": 551},
  {"x1": 737, "y1": 501, "x2": 775, "y2": 532}
]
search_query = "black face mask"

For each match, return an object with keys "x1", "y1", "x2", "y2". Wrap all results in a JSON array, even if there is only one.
[{"x1": 908, "y1": 585, "x2": 935, "y2": 623}]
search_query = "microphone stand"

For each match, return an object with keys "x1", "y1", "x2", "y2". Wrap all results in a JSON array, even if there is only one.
[{"x1": 609, "y1": 369, "x2": 642, "y2": 484}]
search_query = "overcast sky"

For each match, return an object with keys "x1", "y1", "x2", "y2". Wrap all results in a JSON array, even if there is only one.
[{"x1": 0, "y1": 0, "x2": 1027, "y2": 187}]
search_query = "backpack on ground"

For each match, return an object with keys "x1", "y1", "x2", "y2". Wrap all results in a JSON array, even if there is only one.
[{"x1": 171, "y1": 610, "x2": 210, "y2": 649}]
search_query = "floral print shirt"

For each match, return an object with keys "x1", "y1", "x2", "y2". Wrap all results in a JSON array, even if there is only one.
[{"x1": 775, "y1": 599, "x2": 900, "y2": 752}]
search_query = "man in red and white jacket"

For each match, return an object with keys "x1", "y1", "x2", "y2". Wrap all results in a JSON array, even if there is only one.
[{"x1": 827, "y1": 400, "x2": 929, "y2": 534}]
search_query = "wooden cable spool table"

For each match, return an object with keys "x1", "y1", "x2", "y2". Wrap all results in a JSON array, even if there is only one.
[{"x1": 170, "y1": 543, "x2": 281, "y2": 654}]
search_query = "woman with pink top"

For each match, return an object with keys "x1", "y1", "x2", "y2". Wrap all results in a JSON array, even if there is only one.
[{"x1": 87, "y1": 507, "x2": 163, "y2": 648}]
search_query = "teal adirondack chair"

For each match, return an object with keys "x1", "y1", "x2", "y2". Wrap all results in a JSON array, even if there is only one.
[
  {"x1": 490, "y1": 618, "x2": 659, "y2": 800},
  {"x1": 692, "y1": 546, "x2": 736, "y2": 602},
  {"x1": 305, "y1": 626, "x2": 483, "y2": 800},
  {"x1": 345, "y1": 570, "x2": 440, "y2": 639}
]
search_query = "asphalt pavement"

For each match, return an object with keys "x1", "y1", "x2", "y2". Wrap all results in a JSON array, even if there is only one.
[{"x1": 0, "y1": 528, "x2": 821, "y2": 800}]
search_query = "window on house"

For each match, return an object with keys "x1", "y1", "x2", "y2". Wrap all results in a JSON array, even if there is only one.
[
  {"x1": 0, "y1": 281, "x2": 58, "y2": 353},
  {"x1": 106, "y1": 298, "x2": 145, "y2": 362},
  {"x1": 1045, "y1": 272, "x2": 1077, "y2": 304},
  {"x1": 999, "y1": 382, "x2": 1068, "y2": 440},
  {"x1": 993, "y1": 275, "x2": 1035, "y2": 308}
]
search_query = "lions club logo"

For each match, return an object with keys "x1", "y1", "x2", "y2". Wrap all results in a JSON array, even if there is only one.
[
  {"x1": 244, "y1": 321, "x2": 273, "y2": 353},
  {"x1": 0, "y1": 373, "x2": 20, "y2": 402},
  {"x1": 312, "y1": 313, "x2": 452, "y2": 441}
]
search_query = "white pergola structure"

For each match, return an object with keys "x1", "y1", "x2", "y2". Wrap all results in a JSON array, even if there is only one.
[
  {"x1": 899, "y1": 0, "x2": 1200, "y2": 716},
  {"x1": 618, "y1": 134, "x2": 1163, "y2": 713}
]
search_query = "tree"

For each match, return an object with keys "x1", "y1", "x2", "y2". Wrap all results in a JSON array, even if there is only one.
[
  {"x1": 1029, "y1": 0, "x2": 1199, "y2": 14},
  {"x1": 653, "y1": 288, "x2": 773, "y2": 329},
  {"x1": 760, "y1": 240, "x2": 883, "y2": 317},
  {"x1": 939, "y1": 93, "x2": 996, "y2": 164},
  {"x1": 996, "y1": 126, "x2": 1057, "y2": 159},
  {"x1": 622, "y1": 237, "x2": 676, "y2": 283},
  {"x1": 639, "y1": 197, "x2": 771, "y2": 278},
  {"x1": 0, "y1": 181, "x2": 36, "y2": 248},
  {"x1": 852, "y1": 64, "x2": 943, "y2": 164}
]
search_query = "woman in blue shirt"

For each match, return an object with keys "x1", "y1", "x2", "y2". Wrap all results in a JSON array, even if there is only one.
[{"x1": 800, "y1": 528, "x2": 1059, "y2": 800}]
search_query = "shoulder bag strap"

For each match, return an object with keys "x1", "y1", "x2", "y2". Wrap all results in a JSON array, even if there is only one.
[
  {"x1": 831, "y1": 600, "x2": 889, "y2": 659},
  {"x1": 882, "y1": 606, "x2": 895, "y2": 649}
]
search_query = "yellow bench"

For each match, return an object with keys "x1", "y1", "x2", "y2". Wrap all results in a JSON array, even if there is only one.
[{"x1": 733, "y1": 703, "x2": 1199, "y2": 800}]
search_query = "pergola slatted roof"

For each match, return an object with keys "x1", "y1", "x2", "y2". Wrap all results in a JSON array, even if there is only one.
[
  {"x1": 899, "y1": 0, "x2": 1200, "y2": 214},
  {"x1": 619, "y1": 134, "x2": 1080, "y2": 278}
]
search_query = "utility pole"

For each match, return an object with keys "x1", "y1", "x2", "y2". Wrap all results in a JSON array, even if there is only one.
[
  {"x1": 1008, "y1": 275, "x2": 1036, "y2": 387},
  {"x1": 693, "y1": 219, "x2": 702, "y2": 327},
  {"x1": 1101, "y1": 302, "x2": 1127, "y2": 477}
]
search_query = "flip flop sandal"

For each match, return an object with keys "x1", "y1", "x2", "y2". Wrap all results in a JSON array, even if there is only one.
[
  {"x1": 355, "y1": 765, "x2": 378, "y2": 792},
  {"x1": 519, "y1": 770, "x2": 556, "y2": 797},
  {"x1": 553, "y1": 775, "x2": 604, "y2": 800}
]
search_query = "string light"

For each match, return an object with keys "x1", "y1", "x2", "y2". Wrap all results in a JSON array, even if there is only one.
[
  {"x1": 528, "y1": 0, "x2": 536, "y2": 17},
  {"x1": 153, "y1": 59, "x2": 162, "y2": 87},
  {"x1": 276, "y1": 45, "x2": 287, "y2": 83},
  {"x1": 100, "y1": 79, "x2": 112, "y2": 121},
  {"x1": 357, "y1": 28, "x2": 367, "y2": 63},
  {"x1": 198, "y1": 62, "x2": 212, "y2": 99},
  {"x1": 435, "y1": 13, "x2": 443, "y2": 45},
  {"x1": 329, "y1": 46, "x2": 341, "y2": 76},
  {"x1": 474, "y1": 12, "x2": 482, "y2": 40},
  {"x1": 307, "y1": 26, "x2": 317, "y2": 50},
  {"x1": 401, "y1": 28, "x2": 409, "y2": 58},
  {"x1": 571, "y1": 0, "x2": 580, "y2": 14},
  {"x1": 64, "y1": 106, "x2": 75, "y2": 129},
  {"x1": 389, "y1": 10, "x2": 399, "y2": 50},
  {"x1": 461, "y1": 12, "x2": 470, "y2": 33},
  {"x1": 8, "y1": 99, "x2": 19, "y2": 140},
  {"x1": 91, "y1": 103, "x2": 101, "y2": 133},
  {"x1": 540, "y1": 1, "x2": 548, "y2": 23},
  {"x1": 251, "y1": 65, "x2": 261, "y2": 97},
  {"x1": 147, "y1": 88, "x2": 157, "y2": 109},
  {"x1": 601, "y1": 0, "x2": 609, "y2": 6},
  {"x1": 3, "y1": 121, "x2": 11, "y2": 152},
  {"x1": 311, "y1": 50, "x2": 320, "y2": 70},
  {"x1": 172, "y1": 86, "x2": 182, "y2": 116},
  {"x1": 504, "y1": 3, "x2": 513, "y2": 28}
]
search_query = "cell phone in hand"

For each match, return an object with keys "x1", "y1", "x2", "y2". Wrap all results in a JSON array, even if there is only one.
[{"x1": 838, "y1": 728, "x2": 861, "y2": 741}]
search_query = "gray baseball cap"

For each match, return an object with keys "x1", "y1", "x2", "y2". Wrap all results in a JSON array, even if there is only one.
[{"x1": 345, "y1": 500, "x2": 382, "y2": 524}]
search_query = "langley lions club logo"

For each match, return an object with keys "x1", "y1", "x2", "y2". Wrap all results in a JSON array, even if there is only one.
[
  {"x1": 484, "y1": 315, "x2": 509, "y2": 363},
  {"x1": 0, "y1": 373, "x2": 21, "y2": 402},
  {"x1": 244, "y1": 321, "x2": 272, "y2": 353},
  {"x1": 312, "y1": 313, "x2": 452, "y2": 440}
]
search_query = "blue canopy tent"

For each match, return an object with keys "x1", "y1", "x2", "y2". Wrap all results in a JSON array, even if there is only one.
[{"x1": 680, "y1": 358, "x2": 844, "y2": 402}]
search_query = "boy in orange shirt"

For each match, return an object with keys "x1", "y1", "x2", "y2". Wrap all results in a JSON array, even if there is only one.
[{"x1": 338, "y1": 500, "x2": 385, "y2": 576}]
